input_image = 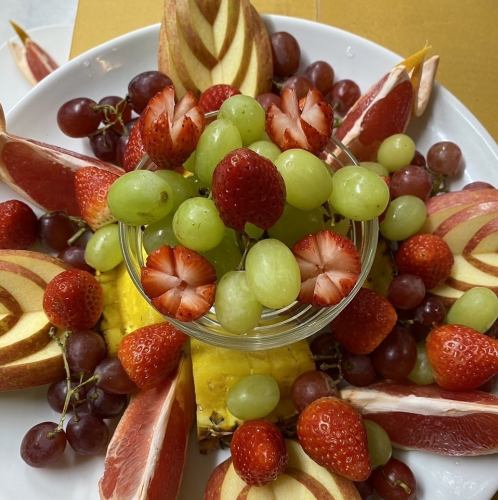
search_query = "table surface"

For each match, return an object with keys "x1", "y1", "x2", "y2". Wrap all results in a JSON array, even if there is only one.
[{"x1": 69, "y1": 0, "x2": 498, "y2": 141}]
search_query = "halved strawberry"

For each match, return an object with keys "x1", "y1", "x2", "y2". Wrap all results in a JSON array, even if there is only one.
[
  {"x1": 198, "y1": 84, "x2": 240, "y2": 113},
  {"x1": 74, "y1": 167, "x2": 121, "y2": 230},
  {"x1": 141, "y1": 245, "x2": 216, "y2": 322},
  {"x1": 123, "y1": 117, "x2": 145, "y2": 172},
  {"x1": 141, "y1": 85, "x2": 204, "y2": 170},
  {"x1": 292, "y1": 230, "x2": 361, "y2": 306},
  {"x1": 266, "y1": 88, "x2": 333, "y2": 154}
]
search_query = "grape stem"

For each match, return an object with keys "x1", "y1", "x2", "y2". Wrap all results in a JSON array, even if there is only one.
[
  {"x1": 67, "y1": 226, "x2": 86, "y2": 247},
  {"x1": 236, "y1": 232, "x2": 258, "y2": 271},
  {"x1": 91, "y1": 99, "x2": 128, "y2": 134}
]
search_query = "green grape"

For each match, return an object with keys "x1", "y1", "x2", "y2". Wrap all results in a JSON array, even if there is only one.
[
  {"x1": 275, "y1": 149, "x2": 333, "y2": 210},
  {"x1": 84, "y1": 224, "x2": 123, "y2": 272},
  {"x1": 408, "y1": 343, "x2": 434, "y2": 385},
  {"x1": 108, "y1": 170, "x2": 173, "y2": 226},
  {"x1": 227, "y1": 374, "x2": 280, "y2": 420},
  {"x1": 245, "y1": 223, "x2": 264, "y2": 240},
  {"x1": 202, "y1": 229, "x2": 242, "y2": 278},
  {"x1": 377, "y1": 133, "x2": 416, "y2": 172},
  {"x1": 154, "y1": 170, "x2": 196, "y2": 211},
  {"x1": 379, "y1": 195, "x2": 427, "y2": 241},
  {"x1": 143, "y1": 214, "x2": 178, "y2": 253},
  {"x1": 360, "y1": 161, "x2": 389, "y2": 177},
  {"x1": 215, "y1": 271, "x2": 263, "y2": 333},
  {"x1": 183, "y1": 150, "x2": 196, "y2": 172},
  {"x1": 364, "y1": 419, "x2": 392, "y2": 468},
  {"x1": 446, "y1": 287, "x2": 498, "y2": 332},
  {"x1": 245, "y1": 239, "x2": 301, "y2": 309},
  {"x1": 328, "y1": 165, "x2": 390, "y2": 221},
  {"x1": 172, "y1": 197, "x2": 225, "y2": 252},
  {"x1": 218, "y1": 95, "x2": 265, "y2": 146},
  {"x1": 194, "y1": 119, "x2": 242, "y2": 185},
  {"x1": 268, "y1": 204, "x2": 325, "y2": 247},
  {"x1": 248, "y1": 140, "x2": 281, "y2": 162}
]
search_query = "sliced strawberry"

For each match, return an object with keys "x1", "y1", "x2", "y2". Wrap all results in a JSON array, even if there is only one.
[
  {"x1": 123, "y1": 118, "x2": 145, "y2": 172},
  {"x1": 266, "y1": 88, "x2": 333, "y2": 154},
  {"x1": 198, "y1": 84, "x2": 240, "y2": 113},
  {"x1": 292, "y1": 230, "x2": 361, "y2": 306},
  {"x1": 141, "y1": 245, "x2": 216, "y2": 322},
  {"x1": 141, "y1": 86, "x2": 204, "y2": 170},
  {"x1": 74, "y1": 167, "x2": 121, "y2": 230}
]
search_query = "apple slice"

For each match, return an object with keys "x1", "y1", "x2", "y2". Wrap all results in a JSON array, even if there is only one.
[
  {"x1": 0, "y1": 286, "x2": 22, "y2": 335},
  {"x1": 0, "y1": 249, "x2": 68, "y2": 283},
  {"x1": 447, "y1": 255, "x2": 498, "y2": 292},
  {"x1": 158, "y1": 21, "x2": 188, "y2": 97}
]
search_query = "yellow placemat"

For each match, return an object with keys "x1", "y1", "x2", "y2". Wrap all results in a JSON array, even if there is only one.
[{"x1": 71, "y1": 0, "x2": 497, "y2": 140}]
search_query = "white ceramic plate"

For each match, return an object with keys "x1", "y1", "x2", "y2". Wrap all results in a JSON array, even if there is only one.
[{"x1": 1, "y1": 16, "x2": 498, "y2": 500}]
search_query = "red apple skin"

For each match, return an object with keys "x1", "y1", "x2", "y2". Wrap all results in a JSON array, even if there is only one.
[
  {"x1": 204, "y1": 459, "x2": 232, "y2": 500},
  {"x1": 463, "y1": 218, "x2": 498, "y2": 256},
  {"x1": 426, "y1": 189, "x2": 498, "y2": 216}
]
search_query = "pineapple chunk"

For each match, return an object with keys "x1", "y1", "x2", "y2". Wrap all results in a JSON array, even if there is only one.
[{"x1": 191, "y1": 338, "x2": 315, "y2": 451}]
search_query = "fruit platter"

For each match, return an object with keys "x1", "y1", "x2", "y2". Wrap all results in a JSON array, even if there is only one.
[{"x1": 1, "y1": 2, "x2": 498, "y2": 499}]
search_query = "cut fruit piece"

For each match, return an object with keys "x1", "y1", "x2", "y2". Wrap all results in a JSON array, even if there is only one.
[
  {"x1": 341, "y1": 383, "x2": 498, "y2": 456},
  {"x1": 448, "y1": 255, "x2": 498, "y2": 291},
  {"x1": 99, "y1": 354, "x2": 195, "y2": 500},
  {"x1": 0, "y1": 286, "x2": 22, "y2": 335},
  {"x1": 0, "y1": 311, "x2": 50, "y2": 364},
  {"x1": 0, "y1": 249, "x2": 68, "y2": 283},
  {"x1": 0, "y1": 335, "x2": 63, "y2": 391}
]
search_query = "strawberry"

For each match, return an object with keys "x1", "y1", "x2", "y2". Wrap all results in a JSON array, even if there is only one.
[
  {"x1": 395, "y1": 234, "x2": 454, "y2": 289},
  {"x1": 330, "y1": 287, "x2": 397, "y2": 354},
  {"x1": 426, "y1": 324, "x2": 498, "y2": 391},
  {"x1": 292, "y1": 230, "x2": 361, "y2": 307},
  {"x1": 0, "y1": 200, "x2": 38, "y2": 249},
  {"x1": 117, "y1": 322, "x2": 187, "y2": 389},
  {"x1": 198, "y1": 84, "x2": 240, "y2": 113},
  {"x1": 266, "y1": 88, "x2": 333, "y2": 154},
  {"x1": 297, "y1": 397, "x2": 371, "y2": 481},
  {"x1": 74, "y1": 167, "x2": 120, "y2": 230},
  {"x1": 141, "y1": 245, "x2": 216, "y2": 322},
  {"x1": 43, "y1": 269, "x2": 103, "y2": 330},
  {"x1": 230, "y1": 420, "x2": 288, "y2": 486},
  {"x1": 211, "y1": 148, "x2": 285, "y2": 231},
  {"x1": 123, "y1": 117, "x2": 145, "y2": 172},
  {"x1": 141, "y1": 85, "x2": 204, "y2": 169}
]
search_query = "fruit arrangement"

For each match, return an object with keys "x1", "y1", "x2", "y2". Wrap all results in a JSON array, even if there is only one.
[{"x1": 1, "y1": 2, "x2": 498, "y2": 499}]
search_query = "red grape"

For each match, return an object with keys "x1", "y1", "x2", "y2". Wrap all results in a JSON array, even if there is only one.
[
  {"x1": 326, "y1": 79, "x2": 361, "y2": 114},
  {"x1": 66, "y1": 413, "x2": 109, "y2": 455},
  {"x1": 66, "y1": 330, "x2": 107, "y2": 376},
  {"x1": 355, "y1": 479, "x2": 375, "y2": 499},
  {"x1": 57, "y1": 97, "x2": 102, "y2": 137},
  {"x1": 94, "y1": 357, "x2": 137, "y2": 394},
  {"x1": 304, "y1": 60, "x2": 335, "y2": 94},
  {"x1": 20, "y1": 422, "x2": 66, "y2": 467},
  {"x1": 58, "y1": 246, "x2": 94, "y2": 273},
  {"x1": 371, "y1": 457, "x2": 417, "y2": 499},
  {"x1": 387, "y1": 274, "x2": 426, "y2": 310},
  {"x1": 73, "y1": 229, "x2": 94, "y2": 249},
  {"x1": 389, "y1": 166, "x2": 432, "y2": 200},
  {"x1": 341, "y1": 353, "x2": 377, "y2": 386},
  {"x1": 463, "y1": 181, "x2": 494, "y2": 190},
  {"x1": 256, "y1": 92, "x2": 281, "y2": 111},
  {"x1": 291, "y1": 370, "x2": 337, "y2": 411},
  {"x1": 270, "y1": 32, "x2": 301, "y2": 77},
  {"x1": 371, "y1": 326, "x2": 417, "y2": 381},
  {"x1": 87, "y1": 386, "x2": 127, "y2": 418},
  {"x1": 39, "y1": 211, "x2": 79, "y2": 251},
  {"x1": 47, "y1": 379, "x2": 86, "y2": 413},
  {"x1": 411, "y1": 150, "x2": 426, "y2": 167},
  {"x1": 282, "y1": 75, "x2": 312, "y2": 99},
  {"x1": 89, "y1": 129, "x2": 119, "y2": 162},
  {"x1": 128, "y1": 71, "x2": 172, "y2": 113},
  {"x1": 427, "y1": 141, "x2": 463, "y2": 177},
  {"x1": 414, "y1": 296, "x2": 446, "y2": 327},
  {"x1": 115, "y1": 134, "x2": 129, "y2": 167},
  {"x1": 98, "y1": 95, "x2": 132, "y2": 133}
]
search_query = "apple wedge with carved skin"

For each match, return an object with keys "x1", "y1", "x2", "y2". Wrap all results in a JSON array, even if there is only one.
[{"x1": 0, "y1": 286, "x2": 22, "y2": 335}]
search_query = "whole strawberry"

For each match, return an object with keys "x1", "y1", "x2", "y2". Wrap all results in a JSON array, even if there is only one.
[
  {"x1": 212, "y1": 148, "x2": 285, "y2": 231},
  {"x1": 118, "y1": 322, "x2": 187, "y2": 390},
  {"x1": 74, "y1": 167, "x2": 120, "y2": 230},
  {"x1": 198, "y1": 84, "x2": 240, "y2": 113},
  {"x1": 426, "y1": 324, "x2": 498, "y2": 390},
  {"x1": 0, "y1": 200, "x2": 38, "y2": 249},
  {"x1": 43, "y1": 269, "x2": 103, "y2": 330},
  {"x1": 297, "y1": 397, "x2": 371, "y2": 481},
  {"x1": 123, "y1": 118, "x2": 145, "y2": 172},
  {"x1": 230, "y1": 420, "x2": 288, "y2": 486},
  {"x1": 331, "y1": 288, "x2": 397, "y2": 354},
  {"x1": 396, "y1": 234, "x2": 454, "y2": 289}
]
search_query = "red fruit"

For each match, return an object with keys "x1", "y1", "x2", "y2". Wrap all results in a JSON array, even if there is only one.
[
  {"x1": 212, "y1": 148, "x2": 285, "y2": 231},
  {"x1": 0, "y1": 200, "x2": 38, "y2": 249},
  {"x1": 141, "y1": 245, "x2": 216, "y2": 322},
  {"x1": 123, "y1": 118, "x2": 146, "y2": 172},
  {"x1": 74, "y1": 167, "x2": 120, "y2": 230},
  {"x1": 371, "y1": 458, "x2": 416, "y2": 500},
  {"x1": 118, "y1": 322, "x2": 187, "y2": 390},
  {"x1": 331, "y1": 288, "x2": 397, "y2": 355},
  {"x1": 266, "y1": 88, "x2": 333, "y2": 154},
  {"x1": 198, "y1": 84, "x2": 241, "y2": 113},
  {"x1": 141, "y1": 85, "x2": 204, "y2": 169},
  {"x1": 426, "y1": 324, "x2": 498, "y2": 391},
  {"x1": 230, "y1": 420, "x2": 288, "y2": 486},
  {"x1": 396, "y1": 234, "x2": 454, "y2": 289},
  {"x1": 292, "y1": 230, "x2": 361, "y2": 307},
  {"x1": 43, "y1": 269, "x2": 103, "y2": 330},
  {"x1": 297, "y1": 397, "x2": 371, "y2": 481}
]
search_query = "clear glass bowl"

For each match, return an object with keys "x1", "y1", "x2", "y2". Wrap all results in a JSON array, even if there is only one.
[{"x1": 119, "y1": 137, "x2": 378, "y2": 351}]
